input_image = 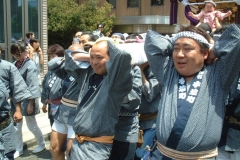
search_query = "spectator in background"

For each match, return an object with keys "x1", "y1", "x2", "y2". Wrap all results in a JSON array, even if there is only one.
[
  {"x1": 25, "y1": 31, "x2": 35, "y2": 45},
  {"x1": 29, "y1": 38, "x2": 43, "y2": 85},
  {"x1": 93, "y1": 23, "x2": 105, "y2": 37}
]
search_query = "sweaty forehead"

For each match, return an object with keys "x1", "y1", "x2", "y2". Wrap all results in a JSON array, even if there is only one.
[
  {"x1": 91, "y1": 42, "x2": 108, "y2": 53},
  {"x1": 93, "y1": 41, "x2": 108, "y2": 48}
]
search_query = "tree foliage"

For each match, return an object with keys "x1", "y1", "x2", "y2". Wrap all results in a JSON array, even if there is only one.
[{"x1": 48, "y1": 0, "x2": 115, "y2": 48}]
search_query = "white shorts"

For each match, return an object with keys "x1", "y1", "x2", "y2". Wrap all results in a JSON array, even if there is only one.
[{"x1": 52, "y1": 121, "x2": 75, "y2": 139}]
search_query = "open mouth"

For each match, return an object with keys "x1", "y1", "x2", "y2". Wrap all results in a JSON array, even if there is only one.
[{"x1": 178, "y1": 62, "x2": 186, "y2": 67}]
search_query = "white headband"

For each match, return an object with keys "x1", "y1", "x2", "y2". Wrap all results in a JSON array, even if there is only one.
[
  {"x1": 172, "y1": 31, "x2": 210, "y2": 48},
  {"x1": 204, "y1": 0, "x2": 216, "y2": 7}
]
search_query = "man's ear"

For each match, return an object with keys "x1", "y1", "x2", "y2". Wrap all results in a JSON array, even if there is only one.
[
  {"x1": 205, "y1": 48, "x2": 217, "y2": 65},
  {"x1": 203, "y1": 49, "x2": 209, "y2": 60}
]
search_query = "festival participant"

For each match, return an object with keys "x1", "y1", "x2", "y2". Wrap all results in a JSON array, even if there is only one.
[
  {"x1": 10, "y1": 41, "x2": 45, "y2": 158},
  {"x1": 63, "y1": 38, "x2": 132, "y2": 159},
  {"x1": 144, "y1": 24, "x2": 240, "y2": 159},
  {"x1": 216, "y1": 73, "x2": 240, "y2": 160},
  {"x1": 214, "y1": 25, "x2": 240, "y2": 160},
  {"x1": 111, "y1": 33, "x2": 125, "y2": 44},
  {"x1": 0, "y1": 79, "x2": 10, "y2": 160},
  {"x1": 0, "y1": 47, "x2": 31, "y2": 159},
  {"x1": 188, "y1": 0, "x2": 232, "y2": 33},
  {"x1": 41, "y1": 44, "x2": 65, "y2": 127},
  {"x1": 109, "y1": 65, "x2": 142, "y2": 160},
  {"x1": 79, "y1": 32, "x2": 97, "y2": 52},
  {"x1": 135, "y1": 62, "x2": 161, "y2": 160},
  {"x1": 49, "y1": 44, "x2": 89, "y2": 160}
]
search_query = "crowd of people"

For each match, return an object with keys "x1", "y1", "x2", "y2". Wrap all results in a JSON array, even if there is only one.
[{"x1": 0, "y1": 20, "x2": 240, "y2": 160}]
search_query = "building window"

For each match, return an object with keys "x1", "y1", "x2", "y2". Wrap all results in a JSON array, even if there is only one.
[
  {"x1": 0, "y1": 0, "x2": 4, "y2": 43},
  {"x1": 151, "y1": 0, "x2": 163, "y2": 5},
  {"x1": 28, "y1": 0, "x2": 39, "y2": 39},
  {"x1": 127, "y1": 0, "x2": 139, "y2": 8},
  {"x1": 107, "y1": 0, "x2": 116, "y2": 8},
  {"x1": 11, "y1": 0, "x2": 23, "y2": 42}
]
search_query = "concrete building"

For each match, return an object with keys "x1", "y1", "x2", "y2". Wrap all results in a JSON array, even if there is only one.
[
  {"x1": 0, "y1": 0, "x2": 48, "y2": 76},
  {"x1": 78, "y1": 0, "x2": 190, "y2": 34}
]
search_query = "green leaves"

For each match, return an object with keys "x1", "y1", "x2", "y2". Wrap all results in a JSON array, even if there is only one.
[{"x1": 48, "y1": 0, "x2": 115, "y2": 48}]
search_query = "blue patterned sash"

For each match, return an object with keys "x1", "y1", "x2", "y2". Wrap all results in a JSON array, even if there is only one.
[{"x1": 166, "y1": 70, "x2": 204, "y2": 149}]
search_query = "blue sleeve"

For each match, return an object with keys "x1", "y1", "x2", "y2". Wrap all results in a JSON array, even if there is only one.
[
  {"x1": 144, "y1": 30, "x2": 174, "y2": 84},
  {"x1": 142, "y1": 66, "x2": 161, "y2": 102},
  {"x1": 213, "y1": 24, "x2": 240, "y2": 90},
  {"x1": 9, "y1": 63, "x2": 31, "y2": 103},
  {"x1": 41, "y1": 72, "x2": 50, "y2": 104},
  {"x1": 48, "y1": 57, "x2": 68, "y2": 80},
  {"x1": 121, "y1": 65, "x2": 142, "y2": 110}
]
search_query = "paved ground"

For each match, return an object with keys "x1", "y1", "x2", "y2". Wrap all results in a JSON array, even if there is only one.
[
  {"x1": 14, "y1": 106, "x2": 52, "y2": 160},
  {"x1": 15, "y1": 141, "x2": 52, "y2": 160}
]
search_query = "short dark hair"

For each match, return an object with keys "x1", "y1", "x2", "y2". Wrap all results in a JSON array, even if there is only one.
[
  {"x1": 0, "y1": 45, "x2": 2, "y2": 51},
  {"x1": 10, "y1": 41, "x2": 26, "y2": 55},
  {"x1": 47, "y1": 44, "x2": 65, "y2": 57},
  {"x1": 178, "y1": 25, "x2": 211, "y2": 53},
  {"x1": 126, "y1": 33, "x2": 143, "y2": 40},
  {"x1": 197, "y1": 23, "x2": 212, "y2": 34},
  {"x1": 26, "y1": 32, "x2": 34, "y2": 39},
  {"x1": 81, "y1": 32, "x2": 96, "y2": 42},
  {"x1": 29, "y1": 38, "x2": 39, "y2": 45}
]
